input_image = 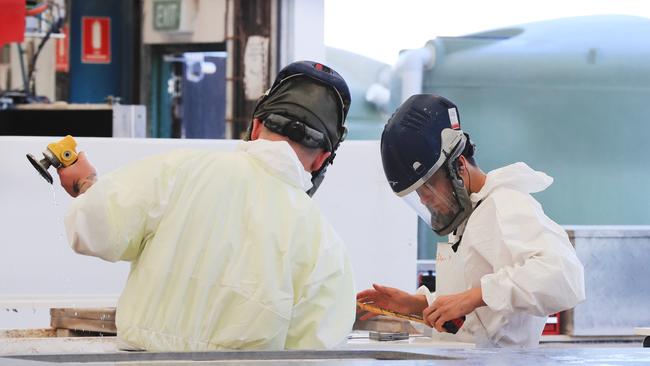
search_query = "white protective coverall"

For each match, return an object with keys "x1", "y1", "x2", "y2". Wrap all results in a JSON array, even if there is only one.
[
  {"x1": 64, "y1": 139, "x2": 356, "y2": 351},
  {"x1": 417, "y1": 162, "x2": 585, "y2": 347}
]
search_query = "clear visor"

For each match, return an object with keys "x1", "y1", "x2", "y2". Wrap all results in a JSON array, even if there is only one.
[{"x1": 403, "y1": 168, "x2": 462, "y2": 235}]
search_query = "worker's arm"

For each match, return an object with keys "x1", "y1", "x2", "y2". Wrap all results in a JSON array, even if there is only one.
[
  {"x1": 61, "y1": 150, "x2": 192, "y2": 262},
  {"x1": 356, "y1": 284, "x2": 428, "y2": 321},
  {"x1": 479, "y1": 193, "x2": 586, "y2": 316},
  {"x1": 285, "y1": 230, "x2": 356, "y2": 349}
]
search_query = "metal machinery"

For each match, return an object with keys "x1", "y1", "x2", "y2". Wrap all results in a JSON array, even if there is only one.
[{"x1": 0, "y1": 102, "x2": 145, "y2": 138}]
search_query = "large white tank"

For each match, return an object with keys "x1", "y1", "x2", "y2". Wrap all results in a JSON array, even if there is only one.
[{"x1": 412, "y1": 15, "x2": 650, "y2": 227}]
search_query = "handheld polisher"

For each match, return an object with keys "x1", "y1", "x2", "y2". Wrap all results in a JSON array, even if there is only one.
[{"x1": 26, "y1": 135, "x2": 79, "y2": 184}]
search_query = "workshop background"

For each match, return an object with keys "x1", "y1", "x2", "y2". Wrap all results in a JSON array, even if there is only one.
[{"x1": 1, "y1": 0, "x2": 649, "y2": 360}]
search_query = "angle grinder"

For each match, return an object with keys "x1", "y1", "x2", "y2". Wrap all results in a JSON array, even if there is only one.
[{"x1": 26, "y1": 135, "x2": 79, "y2": 184}]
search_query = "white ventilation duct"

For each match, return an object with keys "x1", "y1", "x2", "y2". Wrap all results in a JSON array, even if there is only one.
[
  {"x1": 366, "y1": 43, "x2": 436, "y2": 111},
  {"x1": 393, "y1": 45, "x2": 436, "y2": 102}
]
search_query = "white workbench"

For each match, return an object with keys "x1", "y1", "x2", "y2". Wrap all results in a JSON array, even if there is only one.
[{"x1": 635, "y1": 327, "x2": 650, "y2": 347}]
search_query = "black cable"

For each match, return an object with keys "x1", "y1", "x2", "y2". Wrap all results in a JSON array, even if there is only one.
[
  {"x1": 16, "y1": 44, "x2": 30, "y2": 95},
  {"x1": 26, "y1": 3, "x2": 64, "y2": 95},
  {"x1": 27, "y1": 22, "x2": 55, "y2": 94}
]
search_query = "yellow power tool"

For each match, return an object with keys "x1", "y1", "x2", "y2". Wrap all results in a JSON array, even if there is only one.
[{"x1": 26, "y1": 135, "x2": 78, "y2": 184}]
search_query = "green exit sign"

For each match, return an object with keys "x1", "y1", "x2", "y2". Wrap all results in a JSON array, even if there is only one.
[{"x1": 153, "y1": 0, "x2": 181, "y2": 31}]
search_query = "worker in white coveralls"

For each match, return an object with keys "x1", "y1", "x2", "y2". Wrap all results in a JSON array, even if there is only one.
[
  {"x1": 56, "y1": 61, "x2": 356, "y2": 351},
  {"x1": 357, "y1": 94, "x2": 585, "y2": 347}
]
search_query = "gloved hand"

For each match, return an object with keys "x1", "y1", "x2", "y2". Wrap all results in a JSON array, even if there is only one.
[
  {"x1": 57, "y1": 152, "x2": 97, "y2": 197},
  {"x1": 356, "y1": 284, "x2": 428, "y2": 321}
]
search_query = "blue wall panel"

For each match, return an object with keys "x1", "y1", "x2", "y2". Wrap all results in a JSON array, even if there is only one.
[{"x1": 69, "y1": 0, "x2": 134, "y2": 103}]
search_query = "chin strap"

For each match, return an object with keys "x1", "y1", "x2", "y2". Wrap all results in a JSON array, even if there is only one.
[
  {"x1": 306, "y1": 152, "x2": 336, "y2": 197},
  {"x1": 434, "y1": 157, "x2": 474, "y2": 236},
  {"x1": 450, "y1": 199, "x2": 483, "y2": 252},
  {"x1": 307, "y1": 170, "x2": 325, "y2": 197},
  {"x1": 307, "y1": 123, "x2": 346, "y2": 196}
]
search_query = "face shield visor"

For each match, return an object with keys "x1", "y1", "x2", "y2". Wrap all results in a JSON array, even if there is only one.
[{"x1": 402, "y1": 167, "x2": 464, "y2": 236}]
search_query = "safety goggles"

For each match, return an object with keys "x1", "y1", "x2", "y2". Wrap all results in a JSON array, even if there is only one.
[{"x1": 403, "y1": 168, "x2": 463, "y2": 235}]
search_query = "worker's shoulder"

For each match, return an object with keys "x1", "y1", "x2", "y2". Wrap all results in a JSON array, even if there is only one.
[
  {"x1": 287, "y1": 196, "x2": 341, "y2": 238},
  {"x1": 127, "y1": 149, "x2": 252, "y2": 183},
  {"x1": 299, "y1": 198, "x2": 330, "y2": 220},
  {"x1": 480, "y1": 186, "x2": 542, "y2": 217},
  {"x1": 481, "y1": 185, "x2": 567, "y2": 233},
  {"x1": 163, "y1": 148, "x2": 249, "y2": 169},
  {"x1": 138, "y1": 148, "x2": 233, "y2": 164}
]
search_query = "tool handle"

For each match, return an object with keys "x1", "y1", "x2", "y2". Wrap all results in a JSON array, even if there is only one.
[{"x1": 47, "y1": 135, "x2": 78, "y2": 167}]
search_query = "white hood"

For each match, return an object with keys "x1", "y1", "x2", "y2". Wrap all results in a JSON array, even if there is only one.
[
  {"x1": 237, "y1": 139, "x2": 314, "y2": 192},
  {"x1": 471, "y1": 162, "x2": 553, "y2": 203}
]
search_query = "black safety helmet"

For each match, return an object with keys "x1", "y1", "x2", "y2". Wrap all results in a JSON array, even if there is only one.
[
  {"x1": 247, "y1": 61, "x2": 351, "y2": 196},
  {"x1": 381, "y1": 94, "x2": 474, "y2": 235}
]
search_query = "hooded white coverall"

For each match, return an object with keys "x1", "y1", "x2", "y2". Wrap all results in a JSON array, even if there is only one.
[
  {"x1": 417, "y1": 162, "x2": 585, "y2": 347},
  {"x1": 64, "y1": 140, "x2": 356, "y2": 351}
]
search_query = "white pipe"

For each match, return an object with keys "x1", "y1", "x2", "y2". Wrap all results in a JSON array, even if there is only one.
[
  {"x1": 225, "y1": 0, "x2": 235, "y2": 139},
  {"x1": 365, "y1": 44, "x2": 436, "y2": 112},
  {"x1": 365, "y1": 83, "x2": 391, "y2": 107},
  {"x1": 392, "y1": 46, "x2": 436, "y2": 102}
]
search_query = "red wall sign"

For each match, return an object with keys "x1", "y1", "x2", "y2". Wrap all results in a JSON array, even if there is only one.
[
  {"x1": 55, "y1": 25, "x2": 69, "y2": 72},
  {"x1": 0, "y1": 0, "x2": 25, "y2": 47},
  {"x1": 81, "y1": 16, "x2": 111, "y2": 64}
]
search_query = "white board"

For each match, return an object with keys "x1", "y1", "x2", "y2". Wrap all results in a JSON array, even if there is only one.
[{"x1": 0, "y1": 137, "x2": 416, "y2": 328}]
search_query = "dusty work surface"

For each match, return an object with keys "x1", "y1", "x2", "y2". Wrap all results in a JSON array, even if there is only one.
[
  {"x1": 0, "y1": 336, "x2": 121, "y2": 355},
  {"x1": 1, "y1": 334, "x2": 649, "y2": 366},
  {"x1": 346, "y1": 331, "x2": 473, "y2": 349},
  {"x1": 2, "y1": 347, "x2": 650, "y2": 365},
  {"x1": 1, "y1": 331, "x2": 647, "y2": 365}
]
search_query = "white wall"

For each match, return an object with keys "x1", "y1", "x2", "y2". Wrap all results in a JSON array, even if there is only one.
[
  {"x1": 279, "y1": 0, "x2": 326, "y2": 66},
  {"x1": 0, "y1": 137, "x2": 416, "y2": 329}
]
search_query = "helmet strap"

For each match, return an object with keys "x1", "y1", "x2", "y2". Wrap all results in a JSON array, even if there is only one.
[
  {"x1": 433, "y1": 158, "x2": 474, "y2": 236},
  {"x1": 433, "y1": 133, "x2": 475, "y2": 235}
]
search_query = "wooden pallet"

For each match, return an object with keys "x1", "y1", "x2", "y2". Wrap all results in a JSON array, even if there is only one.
[{"x1": 50, "y1": 308, "x2": 117, "y2": 337}]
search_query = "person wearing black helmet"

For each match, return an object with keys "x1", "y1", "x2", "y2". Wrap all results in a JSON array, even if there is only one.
[
  {"x1": 56, "y1": 61, "x2": 355, "y2": 351},
  {"x1": 357, "y1": 94, "x2": 585, "y2": 347},
  {"x1": 247, "y1": 60, "x2": 350, "y2": 196}
]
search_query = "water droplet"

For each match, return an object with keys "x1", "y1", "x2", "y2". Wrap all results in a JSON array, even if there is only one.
[
  {"x1": 51, "y1": 185, "x2": 58, "y2": 206},
  {"x1": 50, "y1": 185, "x2": 68, "y2": 246}
]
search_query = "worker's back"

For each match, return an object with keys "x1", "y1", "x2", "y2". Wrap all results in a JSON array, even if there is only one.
[{"x1": 65, "y1": 141, "x2": 356, "y2": 351}]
